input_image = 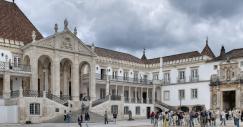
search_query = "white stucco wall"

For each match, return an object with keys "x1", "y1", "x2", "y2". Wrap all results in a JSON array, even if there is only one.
[
  {"x1": 161, "y1": 81, "x2": 211, "y2": 110},
  {"x1": 124, "y1": 103, "x2": 154, "y2": 118},
  {"x1": 0, "y1": 105, "x2": 18, "y2": 123}
]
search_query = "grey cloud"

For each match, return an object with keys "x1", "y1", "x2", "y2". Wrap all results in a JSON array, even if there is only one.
[{"x1": 15, "y1": 0, "x2": 243, "y2": 58}]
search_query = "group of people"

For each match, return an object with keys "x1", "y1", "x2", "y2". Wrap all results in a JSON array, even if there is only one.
[{"x1": 150, "y1": 109, "x2": 242, "y2": 127}]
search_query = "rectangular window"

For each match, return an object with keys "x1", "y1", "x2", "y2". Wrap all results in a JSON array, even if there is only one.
[
  {"x1": 164, "y1": 91, "x2": 170, "y2": 101},
  {"x1": 163, "y1": 72, "x2": 170, "y2": 83},
  {"x1": 29, "y1": 103, "x2": 40, "y2": 115},
  {"x1": 134, "y1": 71, "x2": 138, "y2": 82},
  {"x1": 135, "y1": 106, "x2": 140, "y2": 115},
  {"x1": 179, "y1": 89, "x2": 185, "y2": 100},
  {"x1": 153, "y1": 72, "x2": 159, "y2": 80},
  {"x1": 191, "y1": 68, "x2": 198, "y2": 78},
  {"x1": 179, "y1": 70, "x2": 185, "y2": 80},
  {"x1": 214, "y1": 65, "x2": 218, "y2": 70},
  {"x1": 191, "y1": 89, "x2": 198, "y2": 99},
  {"x1": 241, "y1": 61, "x2": 243, "y2": 67},
  {"x1": 112, "y1": 71, "x2": 118, "y2": 79},
  {"x1": 111, "y1": 105, "x2": 118, "y2": 114},
  {"x1": 123, "y1": 72, "x2": 129, "y2": 80},
  {"x1": 124, "y1": 106, "x2": 129, "y2": 114}
]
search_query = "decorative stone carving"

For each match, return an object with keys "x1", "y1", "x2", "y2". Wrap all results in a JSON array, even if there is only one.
[
  {"x1": 61, "y1": 37, "x2": 73, "y2": 50},
  {"x1": 37, "y1": 40, "x2": 55, "y2": 48}
]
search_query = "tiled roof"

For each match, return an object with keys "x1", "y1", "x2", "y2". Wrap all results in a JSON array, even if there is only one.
[
  {"x1": 162, "y1": 51, "x2": 202, "y2": 62},
  {"x1": 0, "y1": 0, "x2": 43, "y2": 44},
  {"x1": 213, "y1": 48, "x2": 243, "y2": 61},
  {"x1": 94, "y1": 47, "x2": 142, "y2": 63},
  {"x1": 201, "y1": 41, "x2": 215, "y2": 58}
]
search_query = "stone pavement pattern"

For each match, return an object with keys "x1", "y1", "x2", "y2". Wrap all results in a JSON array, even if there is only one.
[{"x1": 1, "y1": 119, "x2": 243, "y2": 127}]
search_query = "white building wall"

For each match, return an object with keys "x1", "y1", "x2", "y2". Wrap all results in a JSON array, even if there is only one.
[
  {"x1": 161, "y1": 82, "x2": 211, "y2": 110},
  {"x1": 0, "y1": 106, "x2": 18, "y2": 123},
  {"x1": 124, "y1": 103, "x2": 154, "y2": 118}
]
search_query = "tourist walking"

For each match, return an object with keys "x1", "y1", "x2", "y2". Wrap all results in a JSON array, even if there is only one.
[
  {"x1": 163, "y1": 112, "x2": 169, "y2": 127},
  {"x1": 234, "y1": 109, "x2": 241, "y2": 127},
  {"x1": 158, "y1": 112, "x2": 163, "y2": 127},
  {"x1": 220, "y1": 110, "x2": 226, "y2": 126},
  {"x1": 67, "y1": 111, "x2": 72, "y2": 123},
  {"x1": 113, "y1": 111, "x2": 117, "y2": 123},
  {"x1": 104, "y1": 111, "x2": 109, "y2": 124},
  {"x1": 78, "y1": 113, "x2": 83, "y2": 127},
  {"x1": 189, "y1": 110, "x2": 194, "y2": 127},
  {"x1": 151, "y1": 111, "x2": 155, "y2": 124},
  {"x1": 64, "y1": 110, "x2": 67, "y2": 123}
]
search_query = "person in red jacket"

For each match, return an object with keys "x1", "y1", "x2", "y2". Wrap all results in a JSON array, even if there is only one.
[{"x1": 150, "y1": 111, "x2": 155, "y2": 124}]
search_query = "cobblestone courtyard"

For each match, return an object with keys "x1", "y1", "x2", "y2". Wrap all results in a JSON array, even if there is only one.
[{"x1": 1, "y1": 119, "x2": 243, "y2": 127}]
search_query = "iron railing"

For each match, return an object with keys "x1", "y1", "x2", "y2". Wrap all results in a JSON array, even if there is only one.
[
  {"x1": 10, "y1": 90, "x2": 20, "y2": 98},
  {"x1": 177, "y1": 78, "x2": 186, "y2": 83},
  {"x1": 60, "y1": 95, "x2": 71, "y2": 101},
  {"x1": 46, "y1": 92, "x2": 68, "y2": 106},
  {"x1": 190, "y1": 76, "x2": 199, "y2": 82},
  {"x1": 23, "y1": 90, "x2": 43, "y2": 97},
  {"x1": 96, "y1": 74, "x2": 153, "y2": 85},
  {"x1": 92, "y1": 95, "x2": 109, "y2": 107},
  {"x1": 110, "y1": 95, "x2": 121, "y2": 101},
  {"x1": 0, "y1": 61, "x2": 31, "y2": 72}
]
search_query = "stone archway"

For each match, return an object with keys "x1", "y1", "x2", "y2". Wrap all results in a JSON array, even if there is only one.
[
  {"x1": 79, "y1": 61, "x2": 91, "y2": 101},
  {"x1": 38, "y1": 55, "x2": 52, "y2": 94},
  {"x1": 60, "y1": 58, "x2": 73, "y2": 100}
]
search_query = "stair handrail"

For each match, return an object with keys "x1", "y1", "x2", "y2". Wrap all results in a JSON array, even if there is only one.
[
  {"x1": 46, "y1": 92, "x2": 68, "y2": 106},
  {"x1": 155, "y1": 100, "x2": 176, "y2": 111},
  {"x1": 92, "y1": 95, "x2": 109, "y2": 107}
]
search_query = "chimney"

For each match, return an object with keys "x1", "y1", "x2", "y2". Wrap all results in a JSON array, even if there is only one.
[{"x1": 220, "y1": 45, "x2": 225, "y2": 57}]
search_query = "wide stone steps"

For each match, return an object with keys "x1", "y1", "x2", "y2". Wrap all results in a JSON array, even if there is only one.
[{"x1": 44, "y1": 110, "x2": 105, "y2": 123}]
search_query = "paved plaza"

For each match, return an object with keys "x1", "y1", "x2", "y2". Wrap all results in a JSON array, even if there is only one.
[{"x1": 1, "y1": 119, "x2": 243, "y2": 127}]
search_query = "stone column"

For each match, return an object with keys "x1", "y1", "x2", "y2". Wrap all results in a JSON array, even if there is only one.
[
  {"x1": 30, "y1": 56, "x2": 38, "y2": 91},
  {"x1": 216, "y1": 87, "x2": 221, "y2": 109},
  {"x1": 89, "y1": 61, "x2": 96, "y2": 101},
  {"x1": 141, "y1": 87, "x2": 143, "y2": 103},
  {"x1": 129, "y1": 86, "x2": 131, "y2": 103},
  {"x1": 135, "y1": 87, "x2": 137, "y2": 103},
  {"x1": 63, "y1": 69, "x2": 68, "y2": 95},
  {"x1": 52, "y1": 57, "x2": 60, "y2": 96},
  {"x1": 72, "y1": 62, "x2": 79, "y2": 101},
  {"x1": 152, "y1": 85, "x2": 155, "y2": 104},
  {"x1": 106, "y1": 75, "x2": 110, "y2": 96},
  {"x1": 44, "y1": 69, "x2": 49, "y2": 91},
  {"x1": 236, "y1": 85, "x2": 241, "y2": 109},
  {"x1": 3, "y1": 73, "x2": 10, "y2": 98},
  {"x1": 147, "y1": 88, "x2": 149, "y2": 104}
]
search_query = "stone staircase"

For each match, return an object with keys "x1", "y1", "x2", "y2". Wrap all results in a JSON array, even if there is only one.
[
  {"x1": 155, "y1": 100, "x2": 177, "y2": 111},
  {"x1": 44, "y1": 110, "x2": 105, "y2": 123}
]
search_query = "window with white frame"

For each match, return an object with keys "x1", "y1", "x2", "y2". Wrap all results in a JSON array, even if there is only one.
[
  {"x1": 112, "y1": 70, "x2": 118, "y2": 79},
  {"x1": 136, "y1": 106, "x2": 140, "y2": 115},
  {"x1": 191, "y1": 68, "x2": 198, "y2": 79},
  {"x1": 123, "y1": 71, "x2": 129, "y2": 80},
  {"x1": 241, "y1": 61, "x2": 243, "y2": 67},
  {"x1": 179, "y1": 89, "x2": 185, "y2": 100},
  {"x1": 111, "y1": 105, "x2": 118, "y2": 114},
  {"x1": 124, "y1": 106, "x2": 129, "y2": 114},
  {"x1": 191, "y1": 89, "x2": 198, "y2": 99},
  {"x1": 214, "y1": 65, "x2": 218, "y2": 70},
  {"x1": 163, "y1": 72, "x2": 170, "y2": 82},
  {"x1": 153, "y1": 72, "x2": 159, "y2": 80},
  {"x1": 134, "y1": 71, "x2": 138, "y2": 81},
  {"x1": 29, "y1": 103, "x2": 40, "y2": 115},
  {"x1": 164, "y1": 91, "x2": 170, "y2": 101},
  {"x1": 178, "y1": 70, "x2": 185, "y2": 80}
]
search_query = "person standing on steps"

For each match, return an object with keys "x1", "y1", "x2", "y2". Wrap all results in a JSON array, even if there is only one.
[
  {"x1": 64, "y1": 110, "x2": 67, "y2": 123},
  {"x1": 113, "y1": 111, "x2": 117, "y2": 123},
  {"x1": 67, "y1": 111, "x2": 72, "y2": 123},
  {"x1": 104, "y1": 111, "x2": 109, "y2": 124}
]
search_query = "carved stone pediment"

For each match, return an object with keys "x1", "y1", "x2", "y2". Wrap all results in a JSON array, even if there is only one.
[
  {"x1": 37, "y1": 40, "x2": 55, "y2": 48},
  {"x1": 61, "y1": 36, "x2": 73, "y2": 50}
]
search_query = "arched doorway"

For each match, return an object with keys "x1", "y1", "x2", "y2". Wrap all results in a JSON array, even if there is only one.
[
  {"x1": 38, "y1": 55, "x2": 52, "y2": 94},
  {"x1": 79, "y1": 61, "x2": 91, "y2": 101},
  {"x1": 60, "y1": 58, "x2": 72, "y2": 100}
]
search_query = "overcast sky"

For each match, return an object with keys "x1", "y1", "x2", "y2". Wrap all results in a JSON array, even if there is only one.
[{"x1": 13, "y1": 0, "x2": 243, "y2": 58}]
